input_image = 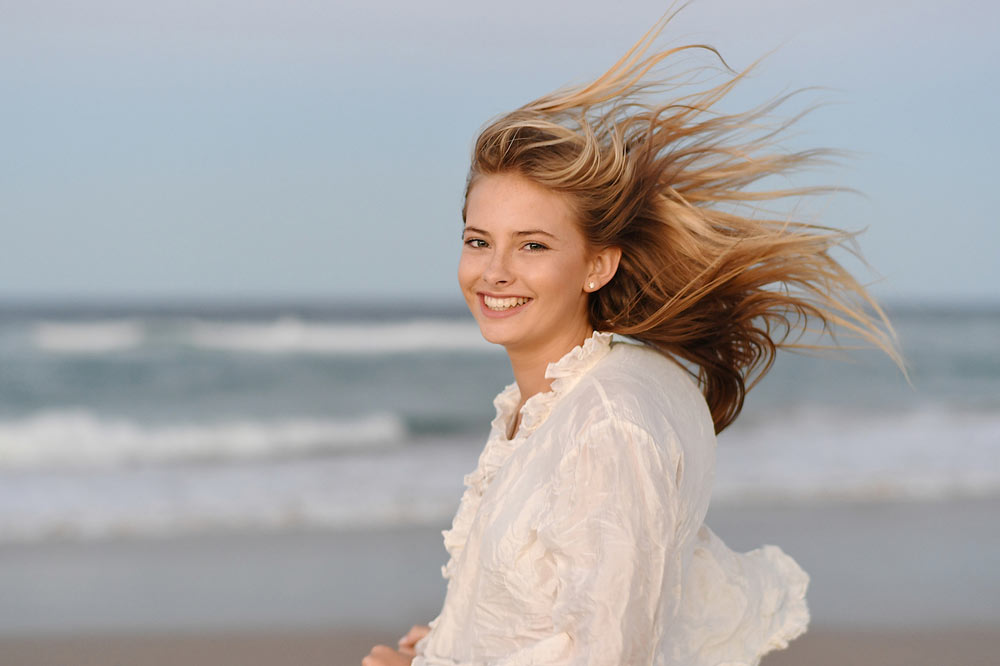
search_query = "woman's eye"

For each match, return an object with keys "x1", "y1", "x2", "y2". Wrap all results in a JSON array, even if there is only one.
[
  {"x1": 524, "y1": 242, "x2": 548, "y2": 251},
  {"x1": 464, "y1": 238, "x2": 488, "y2": 249}
]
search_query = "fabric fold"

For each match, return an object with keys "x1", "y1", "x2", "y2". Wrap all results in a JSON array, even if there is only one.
[{"x1": 664, "y1": 525, "x2": 810, "y2": 666}]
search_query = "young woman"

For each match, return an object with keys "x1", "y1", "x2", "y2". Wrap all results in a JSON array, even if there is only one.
[{"x1": 365, "y1": 11, "x2": 901, "y2": 666}]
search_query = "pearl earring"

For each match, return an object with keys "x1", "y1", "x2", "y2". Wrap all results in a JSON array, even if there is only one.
[{"x1": 588, "y1": 281, "x2": 596, "y2": 290}]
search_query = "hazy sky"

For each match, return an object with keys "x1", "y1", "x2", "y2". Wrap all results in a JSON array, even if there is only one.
[{"x1": 2, "y1": 0, "x2": 997, "y2": 305}]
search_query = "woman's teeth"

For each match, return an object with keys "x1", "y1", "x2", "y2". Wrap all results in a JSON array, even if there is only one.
[{"x1": 484, "y1": 295, "x2": 530, "y2": 311}]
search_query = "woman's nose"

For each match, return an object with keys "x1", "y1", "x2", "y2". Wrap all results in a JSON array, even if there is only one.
[{"x1": 482, "y1": 250, "x2": 513, "y2": 285}]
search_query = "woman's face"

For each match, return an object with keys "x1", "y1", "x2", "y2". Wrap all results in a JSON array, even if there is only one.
[{"x1": 458, "y1": 172, "x2": 597, "y2": 356}]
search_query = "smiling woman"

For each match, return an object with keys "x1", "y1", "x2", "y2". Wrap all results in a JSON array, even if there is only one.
[
  {"x1": 364, "y1": 8, "x2": 902, "y2": 666},
  {"x1": 459, "y1": 174, "x2": 620, "y2": 362}
]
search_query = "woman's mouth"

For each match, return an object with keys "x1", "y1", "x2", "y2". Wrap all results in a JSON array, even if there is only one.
[
  {"x1": 479, "y1": 294, "x2": 532, "y2": 317},
  {"x1": 484, "y1": 295, "x2": 530, "y2": 310}
]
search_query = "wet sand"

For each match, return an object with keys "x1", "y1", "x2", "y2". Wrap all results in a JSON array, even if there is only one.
[
  {"x1": 2, "y1": 497, "x2": 997, "y2": 664},
  {"x1": 1, "y1": 626, "x2": 997, "y2": 666}
]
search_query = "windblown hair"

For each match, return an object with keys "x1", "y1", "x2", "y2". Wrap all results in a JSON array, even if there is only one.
[{"x1": 461, "y1": 10, "x2": 905, "y2": 434}]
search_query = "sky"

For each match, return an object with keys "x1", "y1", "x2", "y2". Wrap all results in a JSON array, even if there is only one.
[{"x1": 2, "y1": 0, "x2": 998, "y2": 306}]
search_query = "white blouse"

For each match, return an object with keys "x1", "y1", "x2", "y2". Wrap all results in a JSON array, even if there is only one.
[{"x1": 412, "y1": 331, "x2": 809, "y2": 666}]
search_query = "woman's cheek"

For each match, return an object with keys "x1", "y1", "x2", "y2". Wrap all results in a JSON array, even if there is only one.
[{"x1": 457, "y1": 253, "x2": 479, "y2": 288}]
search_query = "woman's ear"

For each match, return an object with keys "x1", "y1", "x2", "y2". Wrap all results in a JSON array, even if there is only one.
[{"x1": 586, "y1": 246, "x2": 622, "y2": 292}]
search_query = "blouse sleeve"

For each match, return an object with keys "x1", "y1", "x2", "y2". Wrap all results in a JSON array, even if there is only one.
[{"x1": 534, "y1": 415, "x2": 681, "y2": 665}]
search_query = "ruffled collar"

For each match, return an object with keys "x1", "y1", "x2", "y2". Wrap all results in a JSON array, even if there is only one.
[
  {"x1": 464, "y1": 330, "x2": 615, "y2": 499},
  {"x1": 490, "y1": 330, "x2": 615, "y2": 442},
  {"x1": 465, "y1": 331, "x2": 612, "y2": 496}
]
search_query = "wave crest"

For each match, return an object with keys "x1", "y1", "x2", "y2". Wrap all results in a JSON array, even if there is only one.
[
  {"x1": 0, "y1": 410, "x2": 406, "y2": 468},
  {"x1": 31, "y1": 317, "x2": 495, "y2": 355}
]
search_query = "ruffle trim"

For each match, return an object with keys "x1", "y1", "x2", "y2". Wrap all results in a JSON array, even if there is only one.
[
  {"x1": 518, "y1": 330, "x2": 614, "y2": 435},
  {"x1": 440, "y1": 330, "x2": 614, "y2": 580},
  {"x1": 669, "y1": 525, "x2": 810, "y2": 666}
]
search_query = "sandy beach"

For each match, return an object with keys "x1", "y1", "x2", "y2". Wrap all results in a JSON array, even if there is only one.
[{"x1": 2, "y1": 497, "x2": 997, "y2": 665}]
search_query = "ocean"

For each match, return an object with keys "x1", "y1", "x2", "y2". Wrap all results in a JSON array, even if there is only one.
[{"x1": 0, "y1": 301, "x2": 997, "y2": 544}]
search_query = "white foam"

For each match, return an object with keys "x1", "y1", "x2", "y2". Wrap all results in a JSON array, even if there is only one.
[
  {"x1": 713, "y1": 404, "x2": 1000, "y2": 504},
  {"x1": 2, "y1": 405, "x2": 999, "y2": 543},
  {"x1": 0, "y1": 410, "x2": 406, "y2": 469},
  {"x1": 0, "y1": 439, "x2": 478, "y2": 543},
  {"x1": 33, "y1": 320, "x2": 145, "y2": 353},
  {"x1": 184, "y1": 317, "x2": 493, "y2": 354},
  {"x1": 30, "y1": 317, "x2": 497, "y2": 355}
]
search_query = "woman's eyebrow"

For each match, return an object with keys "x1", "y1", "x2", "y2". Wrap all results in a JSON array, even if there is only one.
[
  {"x1": 461, "y1": 227, "x2": 558, "y2": 240},
  {"x1": 514, "y1": 230, "x2": 558, "y2": 240}
]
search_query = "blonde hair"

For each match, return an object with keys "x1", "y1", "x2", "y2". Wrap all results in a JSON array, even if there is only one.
[{"x1": 462, "y1": 10, "x2": 905, "y2": 433}]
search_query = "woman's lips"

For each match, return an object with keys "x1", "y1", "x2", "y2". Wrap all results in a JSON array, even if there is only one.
[{"x1": 478, "y1": 293, "x2": 532, "y2": 318}]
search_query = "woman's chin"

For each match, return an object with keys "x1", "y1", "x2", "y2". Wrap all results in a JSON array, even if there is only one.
[
  {"x1": 476, "y1": 326, "x2": 512, "y2": 347},
  {"x1": 475, "y1": 319, "x2": 525, "y2": 348}
]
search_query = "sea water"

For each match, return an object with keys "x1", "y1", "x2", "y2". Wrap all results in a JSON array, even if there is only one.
[{"x1": 0, "y1": 301, "x2": 997, "y2": 543}]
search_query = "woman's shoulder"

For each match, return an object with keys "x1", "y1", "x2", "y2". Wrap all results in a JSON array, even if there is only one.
[
  {"x1": 603, "y1": 337, "x2": 697, "y2": 390},
  {"x1": 543, "y1": 336, "x2": 717, "y2": 501},
  {"x1": 597, "y1": 337, "x2": 711, "y2": 414},
  {"x1": 562, "y1": 336, "x2": 717, "y2": 455}
]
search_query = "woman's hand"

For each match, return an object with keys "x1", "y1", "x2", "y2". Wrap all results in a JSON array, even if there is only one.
[
  {"x1": 362, "y1": 624, "x2": 430, "y2": 665},
  {"x1": 361, "y1": 644, "x2": 413, "y2": 666},
  {"x1": 397, "y1": 624, "x2": 431, "y2": 656}
]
